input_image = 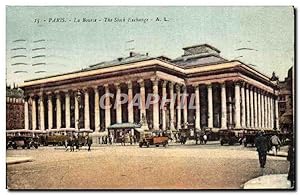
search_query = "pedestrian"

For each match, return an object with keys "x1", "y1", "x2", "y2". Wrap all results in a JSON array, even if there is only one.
[
  {"x1": 133, "y1": 135, "x2": 137, "y2": 144},
  {"x1": 65, "y1": 139, "x2": 69, "y2": 151},
  {"x1": 121, "y1": 133, "x2": 126, "y2": 146},
  {"x1": 270, "y1": 133, "x2": 281, "y2": 156},
  {"x1": 110, "y1": 134, "x2": 114, "y2": 145},
  {"x1": 87, "y1": 136, "x2": 92, "y2": 151},
  {"x1": 129, "y1": 133, "x2": 133, "y2": 145},
  {"x1": 75, "y1": 137, "x2": 80, "y2": 152},
  {"x1": 69, "y1": 137, "x2": 74, "y2": 152},
  {"x1": 287, "y1": 138, "x2": 295, "y2": 188},
  {"x1": 254, "y1": 131, "x2": 268, "y2": 168},
  {"x1": 199, "y1": 133, "x2": 204, "y2": 145},
  {"x1": 195, "y1": 132, "x2": 199, "y2": 145},
  {"x1": 203, "y1": 134, "x2": 208, "y2": 144}
]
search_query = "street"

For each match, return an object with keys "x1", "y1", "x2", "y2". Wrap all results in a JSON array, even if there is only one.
[{"x1": 6, "y1": 142, "x2": 289, "y2": 189}]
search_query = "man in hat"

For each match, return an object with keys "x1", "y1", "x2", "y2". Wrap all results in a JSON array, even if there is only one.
[{"x1": 254, "y1": 131, "x2": 269, "y2": 168}]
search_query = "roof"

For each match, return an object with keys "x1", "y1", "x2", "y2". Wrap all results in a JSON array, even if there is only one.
[
  {"x1": 86, "y1": 52, "x2": 153, "y2": 71},
  {"x1": 6, "y1": 88, "x2": 24, "y2": 98},
  {"x1": 24, "y1": 52, "x2": 154, "y2": 83},
  {"x1": 171, "y1": 53, "x2": 228, "y2": 67},
  {"x1": 107, "y1": 123, "x2": 141, "y2": 129},
  {"x1": 182, "y1": 43, "x2": 221, "y2": 53}
]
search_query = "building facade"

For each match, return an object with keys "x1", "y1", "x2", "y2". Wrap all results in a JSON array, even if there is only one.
[
  {"x1": 20, "y1": 44, "x2": 280, "y2": 141},
  {"x1": 6, "y1": 86, "x2": 25, "y2": 130},
  {"x1": 278, "y1": 67, "x2": 293, "y2": 132}
]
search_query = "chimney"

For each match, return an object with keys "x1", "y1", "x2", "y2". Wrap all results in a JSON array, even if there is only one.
[{"x1": 130, "y1": 52, "x2": 134, "y2": 57}]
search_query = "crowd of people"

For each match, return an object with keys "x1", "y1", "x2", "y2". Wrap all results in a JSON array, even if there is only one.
[{"x1": 65, "y1": 135, "x2": 93, "y2": 152}]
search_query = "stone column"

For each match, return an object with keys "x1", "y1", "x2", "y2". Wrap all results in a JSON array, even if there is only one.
[
  {"x1": 265, "y1": 95, "x2": 269, "y2": 129},
  {"x1": 183, "y1": 85, "x2": 188, "y2": 129},
  {"x1": 31, "y1": 95, "x2": 37, "y2": 130},
  {"x1": 47, "y1": 93, "x2": 53, "y2": 129},
  {"x1": 228, "y1": 87, "x2": 233, "y2": 126},
  {"x1": 65, "y1": 91, "x2": 71, "y2": 129},
  {"x1": 268, "y1": 96, "x2": 272, "y2": 129},
  {"x1": 104, "y1": 84, "x2": 111, "y2": 130},
  {"x1": 56, "y1": 92, "x2": 62, "y2": 129},
  {"x1": 241, "y1": 83, "x2": 246, "y2": 128},
  {"x1": 245, "y1": 85, "x2": 250, "y2": 128},
  {"x1": 115, "y1": 83, "x2": 122, "y2": 124},
  {"x1": 257, "y1": 90, "x2": 261, "y2": 128},
  {"x1": 127, "y1": 81, "x2": 134, "y2": 123},
  {"x1": 194, "y1": 84, "x2": 201, "y2": 130},
  {"x1": 94, "y1": 87, "x2": 100, "y2": 132},
  {"x1": 263, "y1": 94, "x2": 267, "y2": 129},
  {"x1": 75, "y1": 91, "x2": 80, "y2": 130},
  {"x1": 275, "y1": 96, "x2": 279, "y2": 130},
  {"x1": 162, "y1": 81, "x2": 167, "y2": 131},
  {"x1": 270, "y1": 96, "x2": 274, "y2": 129},
  {"x1": 253, "y1": 88, "x2": 258, "y2": 128},
  {"x1": 207, "y1": 84, "x2": 213, "y2": 129},
  {"x1": 24, "y1": 97, "x2": 29, "y2": 130},
  {"x1": 234, "y1": 82, "x2": 241, "y2": 129},
  {"x1": 261, "y1": 92, "x2": 265, "y2": 129},
  {"x1": 39, "y1": 93, "x2": 45, "y2": 130},
  {"x1": 152, "y1": 78, "x2": 160, "y2": 130},
  {"x1": 249, "y1": 87, "x2": 254, "y2": 128},
  {"x1": 169, "y1": 82, "x2": 176, "y2": 131},
  {"x1": 221, "y1": 82, "x2": 227, "y2": 129},
  {"x1": 138, "y1": 80, "x2": 147, "y2": 125},
  {"x1": 84, "y1": 88, "x2": 90, "y2": 130},
  {"x1": 176, "y1": 84, "x2": 181, "y2": 130}
]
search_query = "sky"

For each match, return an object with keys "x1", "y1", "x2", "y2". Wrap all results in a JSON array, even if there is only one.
[{"x1": 6, "y1": 6, "x2": 294, "y2": 86}]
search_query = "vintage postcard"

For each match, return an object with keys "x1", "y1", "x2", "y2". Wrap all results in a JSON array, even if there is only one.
[{"x1": 6, "y1": 6, "x2": 295, "y2": 190}]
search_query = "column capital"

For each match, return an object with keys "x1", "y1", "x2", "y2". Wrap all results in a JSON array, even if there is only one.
[
  {"x1": 207, "y1": 83, "x2": 212, "y2": 88},
  {"x1": 138, "y1": 79, "x2": 144, "y2": 87},
  {"x1": 240, "y1": 81, "x2": 246, "y2": 88},
  {"x1": 93, "y1": 86, "x2": 99, "y2": 93},
  {"x1": 162, "y1": 80, "x2": 168, "y2": 88},
  {"x1": 38, "y1": 96, "x2": 43, "y2": 104},
  {"x1": 220, "y1": 82, "x2": 226, "y2": 88},
  {"x1": 114, "y1": 82, "x2": 121, "y2": 88},
  {"x1": 175, "y1": 83, "x2": 182, "y2": 91},
  {"x1": 234, "y1": 80, "x2": 243, "y2": 86},
  {"x1": 38, "y1": 92, "x2": 44, "y2": 97},
  {"x1": 257, "y1": 88, "x2": 263, "y2": 94},
  {"x1": 127, "y1": 81, "x2": 133, "y2": 89},
  {"x1": 193, "y1": 84, "x2": 199, "y2": 90},
  {"x1": 54, "y1": 90, "x2": 61, "y2": 95},
  {"x1": 82, "y1": 87, "x2": 90, "y2": 92},
  {"x1": 248, "y1": 85, "x2": 255, "y2": 90},
  {"x1": 244, "y1": 83, "x2": 251, "y2": 89},
  {"x1": 24, "y1": 96, "x2": 30, "y2": 101},
  {"x1": 46, "y1": 91, "x2": 53, "y2": 96},
  {"x1": 168, "y1": 82, "x2": 174, "y2": 88},
  {"x1": 150, "y1": 77, "x2": 159, "y2": 86},
  {"x1": 29, "y1": 93, "x2": 35, "y2": 98},
  {"x1": 61, "y1": 89, "x2": 72, "y2": 94}
]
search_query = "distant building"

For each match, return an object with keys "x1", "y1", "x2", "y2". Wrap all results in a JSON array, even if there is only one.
[
  {"x1": 278, "y1": 67, "x2": 293, "y2": 132},
  {"x1": 6, "y1": 86, "x2": 25, "y2": 130}
]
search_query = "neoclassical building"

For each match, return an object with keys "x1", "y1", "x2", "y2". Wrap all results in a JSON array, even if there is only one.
[{"x1": 20, "y1": 44, "x2": 280, "y2": 140}]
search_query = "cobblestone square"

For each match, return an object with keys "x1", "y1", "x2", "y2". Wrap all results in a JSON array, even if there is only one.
[{"x1": 6, "y1": 143, "x2": 289, "y2": 189}]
